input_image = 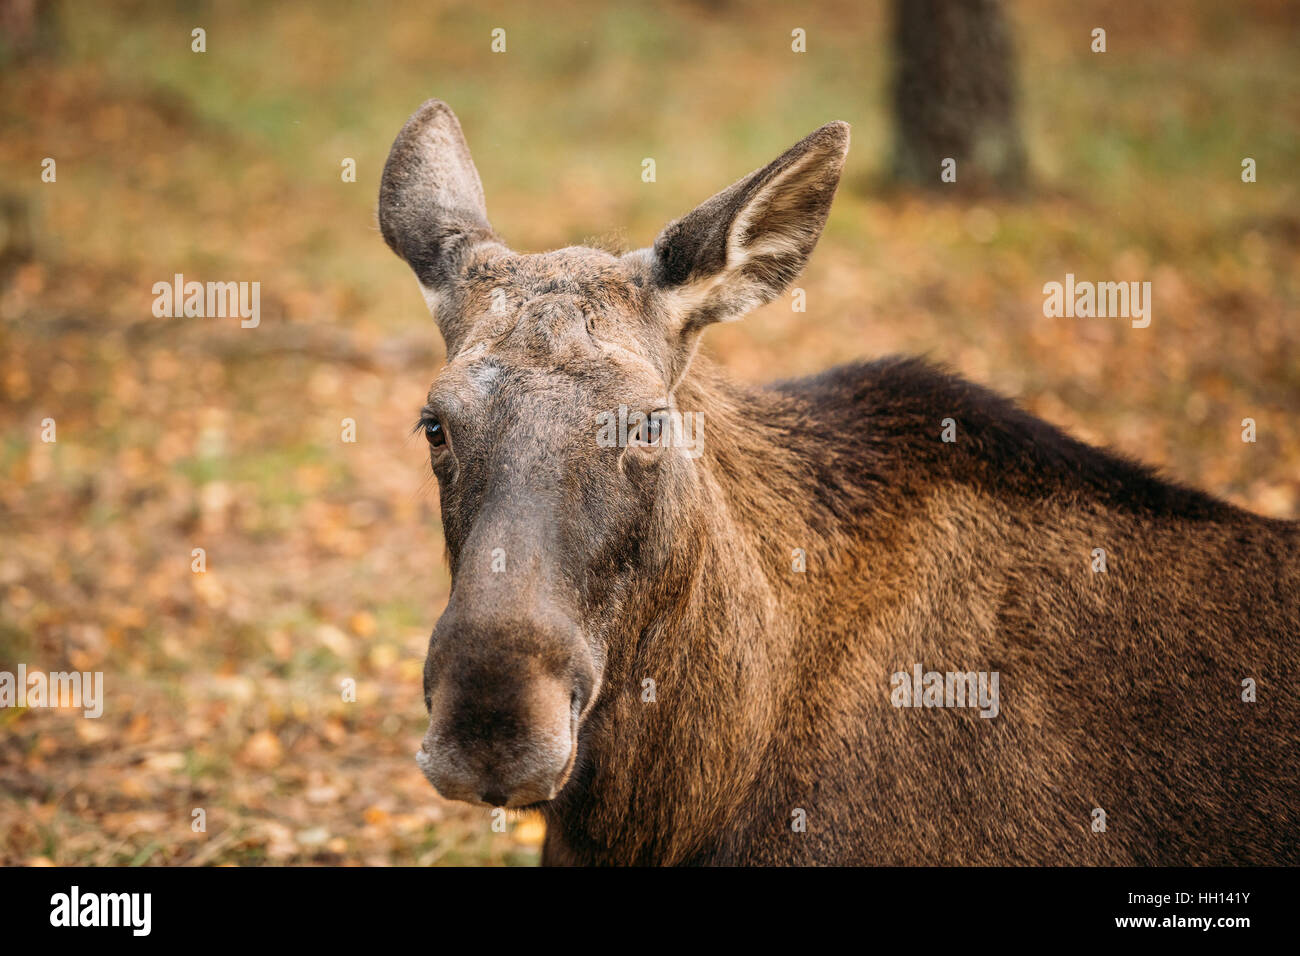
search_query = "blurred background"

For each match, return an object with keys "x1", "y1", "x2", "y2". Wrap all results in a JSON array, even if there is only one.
[{"x1": 0, "y1": 0, "x2": 1296, "y2": 865}]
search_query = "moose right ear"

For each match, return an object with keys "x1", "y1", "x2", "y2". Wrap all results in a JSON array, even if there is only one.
[
  {"x1": 379, "y1": 99, "x2": 504, "y2": 326},
  {"x1": 649, "y1": 121, "x2": 849, "y2": 379}
]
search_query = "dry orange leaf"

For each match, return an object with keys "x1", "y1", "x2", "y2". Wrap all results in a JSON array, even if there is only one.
[
  {"x1": 239, "y1": 730, "x2": 284, "y2": 769},
  {"x1": 513, "y1": 818, "x2": 547, "y2": 847}
]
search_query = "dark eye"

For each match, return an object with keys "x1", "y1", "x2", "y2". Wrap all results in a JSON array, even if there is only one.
[
  {"x1": 637, "y1": 412, "x2": 665, "y2": 445},
  {"x1": 424, "y1": 418, "x2": 446, "y2": 448}
]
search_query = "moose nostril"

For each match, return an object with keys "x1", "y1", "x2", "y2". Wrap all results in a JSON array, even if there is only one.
[{"x1": 481, "y1": 789, "x2": 508, "y2": 807}]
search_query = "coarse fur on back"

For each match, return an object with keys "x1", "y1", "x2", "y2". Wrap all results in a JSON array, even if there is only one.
[{"x1": 379, "y1": 99, "x2": 1300, "y2": 865}]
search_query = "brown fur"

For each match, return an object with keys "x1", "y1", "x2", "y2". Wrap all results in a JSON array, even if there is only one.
[
  {"x1": 379, "y1": 100, "x2": 1300, "y2": 865},
  {"x1": 544, "y1": 359, "x2": 1300, "y2": 864}
]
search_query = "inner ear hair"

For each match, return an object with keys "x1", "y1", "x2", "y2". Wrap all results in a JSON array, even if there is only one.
[{"x1": 652, "y1": 121, "x2": 850, "y2": 336}]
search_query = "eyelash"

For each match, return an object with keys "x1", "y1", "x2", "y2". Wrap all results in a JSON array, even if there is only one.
[{"x1": 414, "y1": 414, "x2": 446, "y2": 449}]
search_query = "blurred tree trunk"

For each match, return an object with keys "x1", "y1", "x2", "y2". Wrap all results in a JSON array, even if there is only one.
[
  {"x1": 0, "y1": 195, "x2": 35, "y2": 277},
  {"x1": 890, "y1": 0, "x2": 1026, "y2": 190},
  {"x1": 0, "y1": 0, "x2": 60, "y2": 62},
  {"x1": 0, "y1": 0, "x2": 54, "y2": 275}
]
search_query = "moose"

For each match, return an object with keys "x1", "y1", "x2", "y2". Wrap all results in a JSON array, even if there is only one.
[{"x1": 379, "y1": 100, "x2": 1299, "y2": 865}]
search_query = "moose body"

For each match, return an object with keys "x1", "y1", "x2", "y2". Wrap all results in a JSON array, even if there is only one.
[{"x1": 379, "y1": 100, "x2": 1300, "y2": 866}]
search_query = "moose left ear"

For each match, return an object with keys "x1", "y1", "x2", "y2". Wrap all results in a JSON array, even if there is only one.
[
  {"x1": 651, "y1": 121, "x2": 850, "y2": 340},
  {"x1": 379, "y1": 99, "x2": 505, "y2": 349}
]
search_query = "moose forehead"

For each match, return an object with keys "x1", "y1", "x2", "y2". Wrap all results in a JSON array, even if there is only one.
[
  {"x1": 432, "y1": 245, "x2": 667, "y2": 370},
  {"x1": 427, "y1": 246, "x2": 667, "y2": 402},
  {"x1": 459, "y1": 247, "x2": 647, "y2": 321}
]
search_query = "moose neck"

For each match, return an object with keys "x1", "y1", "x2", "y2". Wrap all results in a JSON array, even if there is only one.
[
  {"x1": 545, "y1": 357, "x2": 872, "y2": 864},
  {"x1": 661, "y1": 355, "x2": 871, "y2": 628}
]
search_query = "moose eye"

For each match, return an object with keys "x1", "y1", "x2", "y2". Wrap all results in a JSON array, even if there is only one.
[
  {"x1": 636, "y1": 411, "x2": 666, "y2": 445},
  {"x1": 424, "y1": 418, "x2": 446, "y2": 448}
]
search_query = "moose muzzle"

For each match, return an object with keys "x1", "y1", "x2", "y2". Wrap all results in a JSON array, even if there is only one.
[{"x1": 417, "y1": 607, "x2": 594, "y2": 808}]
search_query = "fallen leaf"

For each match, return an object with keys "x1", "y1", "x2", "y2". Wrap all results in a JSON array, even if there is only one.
[{"x1": 239, "y1": 730, "x2": 284, "y2": 769}]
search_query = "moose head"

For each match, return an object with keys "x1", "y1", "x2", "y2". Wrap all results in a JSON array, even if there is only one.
[{"x1": 380, "y1": 100, "x2": 848, "y2": 808}]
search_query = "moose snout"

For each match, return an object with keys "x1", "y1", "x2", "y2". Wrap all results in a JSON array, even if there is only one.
[{"x1": 417, "y1": 616, "x2": 593, "y2": 808}]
